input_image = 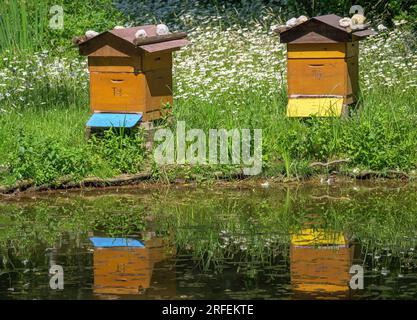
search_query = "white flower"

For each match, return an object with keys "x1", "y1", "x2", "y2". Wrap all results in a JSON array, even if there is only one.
[{"x1": 377, "y1": 24, "x2": 387, "y2": 31}]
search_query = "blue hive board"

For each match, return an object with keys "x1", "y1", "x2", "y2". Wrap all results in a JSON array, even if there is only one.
[
  {"x1": 89, "y1": 237, "x2": 145, "y2": 248},
  {"x1": 86, "y1": 112, "x2": 143, "y2": 128}
]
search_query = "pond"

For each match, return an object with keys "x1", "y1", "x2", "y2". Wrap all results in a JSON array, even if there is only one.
[{"x1": 0, "y1": 181, "x2": 416, "y2": 300}]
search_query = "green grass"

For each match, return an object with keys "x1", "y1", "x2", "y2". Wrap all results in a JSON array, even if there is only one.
[
  {"x1": 0, "y1": 1, "x2": 416, "y2": 186},
  {"x1": 0, "y1": 1, "x2": 49, "y2": 53}
]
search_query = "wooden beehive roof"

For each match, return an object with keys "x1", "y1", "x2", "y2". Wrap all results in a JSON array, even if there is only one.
[
  {"x1": 275, "y1": 14, "x2": 376, "y2": 44},
  {"x1": 76, "y1": 25, "x2": 190, "y2": 57}
]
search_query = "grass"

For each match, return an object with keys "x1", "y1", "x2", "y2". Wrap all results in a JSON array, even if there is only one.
[
  {"x1": 0, "y1": 1, "x2": 49, "y2": 53},
  {"x1": 0, "y1": 1, "x2": 416, "y2": 186}
]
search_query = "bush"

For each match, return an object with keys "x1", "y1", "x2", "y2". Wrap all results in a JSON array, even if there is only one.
[
  {"x1": 9, "y1": 131, "x2": 93, "y2": 184},
  {"x1": 89, "y1": 129, "x2": 146, "y2": 174}
]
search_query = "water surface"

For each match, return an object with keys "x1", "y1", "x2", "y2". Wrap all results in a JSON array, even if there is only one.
[{"x1": 0, "y1": 182, "x2": 416, "y2": 299}]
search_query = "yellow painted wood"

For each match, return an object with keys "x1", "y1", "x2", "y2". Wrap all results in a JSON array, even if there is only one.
[
  {"x1": 294, "y1": 283, "x2": 349, "y2": 294},
  {"x1": 291, "y1": 229, "x2": 346, "y2": 246},
  {"x1": 287, "y1": 58, "x2": 346, "y2": 96},
  {"x1": 90, "y1": 72, "x2": 147, "y2": 113},
  {"x1": 287, "y1": 98, "x2": 344, "y2": 117},
  {"x1": 287, "y1": 43, "x2": 346, "y2": 59},
  {"x1": 88, "y1": 56, "x2": 142, "y2": 73}
]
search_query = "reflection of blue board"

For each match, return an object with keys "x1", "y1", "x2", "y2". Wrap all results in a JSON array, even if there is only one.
[
  {"x1": 86, "y1": 113, "x2": 142, "y2": 128},
  {"x1": 89, "y1": 237, "x2": 144, "y2": 248}
]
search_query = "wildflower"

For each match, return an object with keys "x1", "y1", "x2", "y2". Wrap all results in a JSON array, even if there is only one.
[{"x1": 377, "y1": 24, "x2": 387, "y2": 31}]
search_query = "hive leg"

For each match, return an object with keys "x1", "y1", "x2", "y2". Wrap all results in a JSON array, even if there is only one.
[
  {"x1": 140, "y1": 121, "x2": 156, "y2": 152},
  {"x1": 85, "y1": 126, "x2": 92, "y2": 139}
]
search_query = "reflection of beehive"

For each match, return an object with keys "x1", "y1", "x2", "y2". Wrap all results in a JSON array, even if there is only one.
[
  {"x1": 93, "y1": 238, "x2": 176, "y2": 296},
  {"x1": 274, "y1": 14, "x2": 375, "y2": 117},
  {"x1": 290, "y1": 229, "x2": 355, "y2": 299}
]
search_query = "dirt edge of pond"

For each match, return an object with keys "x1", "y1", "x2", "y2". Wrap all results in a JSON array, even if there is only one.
[{"x1": 0, "y1": 166, "x2": 415, "y2": 197}]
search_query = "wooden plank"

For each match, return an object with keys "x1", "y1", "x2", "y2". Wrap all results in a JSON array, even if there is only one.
[
  {"x1": 142, "y1": 52, "x2": 172, "y2": 72},
  {"x1": 87, "y1": 45, "x2": 130, "y2": 57},
  {"x1": 286, "y1": 97, "x2": 344, "y2": 117},
  {"x1": 346, "y1": 55, "x2": 359, "y2": 104},
  {"x1": 90, "y1": 72, "x2": 146, "y2": 112},
  {"x1": 139, "y1": 39, "x2": 191, "y2": 53},
  {"x1": 144, "y1": 102, "x2": 172, "y2": 121},
  {"x1": 144, "y1": 68, "x2": 173, "y2": 96},
  {"x1": 79, "y1": 32, "x2": 137, "y2": 57},
  {"x1": 280, "y1": 20, "x2": 351, "y2": 44},
  {"x1": 89, "y1": 65, "x2": 134, "y2": 72},
  {"x1": 288, "y1": 43, "x2": 346, "y2": 59},
  {"x1": 352, "y1": 29, "x2": 377, "y2": 38},
  {"x1": 287, "y1": 58, "x2": 347, "y2": 96},
  {"x1": 133, "y1": 32, "x2": 188, "y2": 46},
  {"x1": 88, "y1": 56, "x2": 141, "y2": 73},
  {"x1": 346, "y1": 41, "x2": 359, "y2": 58}
]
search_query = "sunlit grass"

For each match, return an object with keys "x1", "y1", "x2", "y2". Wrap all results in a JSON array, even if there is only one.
[{"x1": 0, "y1": 3, "x2": 416, "y2": 185}]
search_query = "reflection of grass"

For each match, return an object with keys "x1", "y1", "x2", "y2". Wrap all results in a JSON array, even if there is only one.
[{"x1": 1, "y1": 185, "x2": 416, "y2": 278}]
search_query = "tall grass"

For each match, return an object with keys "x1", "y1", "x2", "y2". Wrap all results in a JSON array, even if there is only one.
[{"x1": 0, "y1": 0, "x2": 49, "y2": 53}]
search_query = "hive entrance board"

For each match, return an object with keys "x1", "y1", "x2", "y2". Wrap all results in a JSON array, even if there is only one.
[
  {"x1": 287, "y1": 97, "x2": 345, "y2": 117},
  {"x1": 86, "y1": 113, "x2": 143, "y2": 128}
]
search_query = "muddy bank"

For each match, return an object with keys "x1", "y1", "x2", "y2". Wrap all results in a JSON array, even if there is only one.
[{"x1": 0, "y1": 168, "x2": 415, "y2": 198}]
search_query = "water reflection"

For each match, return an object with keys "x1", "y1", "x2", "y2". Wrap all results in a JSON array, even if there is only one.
[
  {"x1": 0, "y1": 184, "x2": 417, "y2": 299},
  {"x1": 91, "y1": 234, "x2": 176, "y2": 297},
  {"x1": 290, "y1": 229, "x2": 358, "y2": 299}
]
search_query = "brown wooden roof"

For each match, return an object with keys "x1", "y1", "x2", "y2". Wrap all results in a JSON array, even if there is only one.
[
  {"x1": 77, "y1": 25, "x2": 190, "y2": 57},
  {"x1": 276, "y1": 14, "x2": 376, "y2": 44}
]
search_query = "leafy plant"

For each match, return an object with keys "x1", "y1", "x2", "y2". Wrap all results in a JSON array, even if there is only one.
[
  {"x1": 89, "y1": 128, "x2": 146, "y2": 174},
  {"x1": 8, "y1": 130, "x2": 92, "y2": 184}
]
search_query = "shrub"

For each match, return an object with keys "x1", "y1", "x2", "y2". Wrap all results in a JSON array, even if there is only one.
[
  {"x1": 9, "y1": 130, "x2": 93, "y2": 184},
  {"x1": 89, "y1": 129, "x2": 146, "y2": 174}
]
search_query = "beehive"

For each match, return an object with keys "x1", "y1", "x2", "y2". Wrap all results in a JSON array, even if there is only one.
[
  {"x1": 92, "y1": 237, "x2": 176, "y2": 296},
  {"x1": 290, "y1": 229, "x2": 358, "y2": 299},
  {"x1": 275, "y1": 14, "x2": 375, "y2": 117},
  {"x1": 76, "y1": 25, "x2": 190, "y2": 128}
]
